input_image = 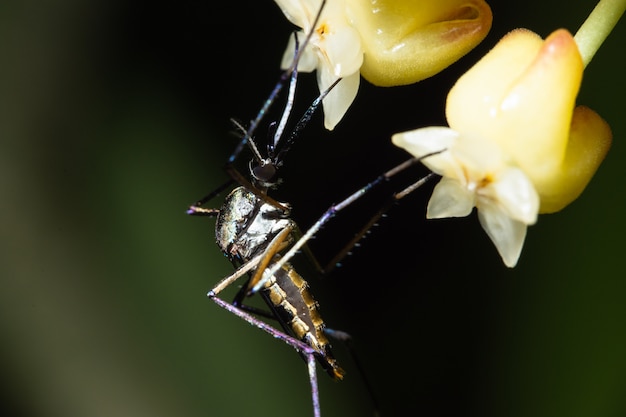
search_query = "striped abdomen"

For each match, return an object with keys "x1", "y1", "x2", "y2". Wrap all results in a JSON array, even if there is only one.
[{"x1": 260, "y1": 258, "x2": 345, "y2": 381}]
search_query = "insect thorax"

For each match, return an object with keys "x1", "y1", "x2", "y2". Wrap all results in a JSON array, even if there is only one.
[{"x1": 215, "y1": 186, "x2": 292, "y2": 260}]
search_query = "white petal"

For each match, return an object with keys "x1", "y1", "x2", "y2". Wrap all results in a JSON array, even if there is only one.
[
  {"x1": 273, "y1": 0, "x2": 321, "y2": 29},
  {"x1": 485, "y1": 167, "x2": 539, "y2": 225},
  {"x1": 318, "y1": 68, "x2": 359, "y2": 130},
  {"x1": 280, "y1": 31, "x2": 318, "y2": 72},
  {"x1": 448, "y1": 132, "x2": 504, "y2": 179},
  {"x1": 427, "y1": 177, "x2": 475, "y2": 219},
  {"x1": 274, "y1": 0, "x2": 307, "y2": 27},
  {"x1": 392, "y1": 126, "x2": 456, "y2": 154},
  {"x1": 321, "y1": 24, "x2": 363, "y2": 77},
  {"x1": 477, "y1": 202, "x2": 528, "y2": 267},
  {"x1": 392, "y1": 127, "x2": 464, "y2": 179}
]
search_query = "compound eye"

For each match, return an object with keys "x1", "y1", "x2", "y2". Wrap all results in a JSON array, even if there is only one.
[{"x1": 252, "y1": 161, "x2": 276, "y2": 183}]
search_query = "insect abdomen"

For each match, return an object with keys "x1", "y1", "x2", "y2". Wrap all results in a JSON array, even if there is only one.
[{"x1": 260, "y1": 261, "x2": 345, "y2": 381}]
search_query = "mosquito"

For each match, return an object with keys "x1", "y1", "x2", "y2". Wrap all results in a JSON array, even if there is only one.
[
  {"x1": 187, "y1": 1, "x2": 443, "y2": 415},
  {"x1": 188, "y1": 2, "x2": 354, "y2": 416}
]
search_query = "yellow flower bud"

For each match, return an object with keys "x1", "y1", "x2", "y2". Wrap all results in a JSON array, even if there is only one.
[
  {"x1": 347, "y1": 0, "x2": 493, "y2": 86},
  {"x1": 445, "y1": 28, "x2": 612, "y2": 213}
]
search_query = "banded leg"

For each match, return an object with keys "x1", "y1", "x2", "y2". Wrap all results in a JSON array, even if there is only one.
[
  {"x1": 250, "y1": 153, "x2": 442, "y2": 294},
  {"x1": 208, "y1": 295, "x2": 322, "y2": 417},
  {"x1": 207, "y1": 248, "x2": 324, "y2": 417}
]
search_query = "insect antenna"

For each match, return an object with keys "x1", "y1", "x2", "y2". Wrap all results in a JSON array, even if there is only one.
[
  {"x1": 227, "y1": 0, "x2": 327, "y2": 168},
  {"x1": 190, "y1": 0, "x2": 330, "y2": 209},
  {"x1": 269, "y1": 58, "x2": 298, "y2": 156},
  {"x1": 272, "y1": 77, "x2": 342, "y2": 166},
  {"x1": 191, "y1": 34, "x2": 307, "y2": 214}
]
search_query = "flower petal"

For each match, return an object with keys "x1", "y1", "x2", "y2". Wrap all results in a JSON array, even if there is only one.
[
  {"x1": 447, "y1": 29, "x2": 584, "y2": 182},
  {"x1": 536, "y1": 105, "x2": 612, "y2": 213},
  {"x1": 427, "y1": 177, "x2": 475, "y2": 218},
  {"x1": 446, "y1": 28, "x2": 544, "y2": 132},
  {"x1": 392, "y1": 127, "x2": 462, "y2": 178},
  {"x1": 274, "y1": 0, "x2": 322, "y2": 33},
  {"x1": 276, "y1": 0, "x2": 363, "y2": 130},
  {"x1": 317, "y1": 68, "x2": 360, "y2": 130},
  {"x1": 319, "y1": 23, "x2": 363, "y2": 77},
  {"x1": 280, "y1": 31, "x2": 319, "y2": 72},
  {"x1": 483, "y1": 167, "x2": 539, "y2": 224},
  {"x1": 447, "y1": 132, "x2": 505, "y2": 179},
  {"x1": 477, "y1": 202, "x2": 528, "y2": 268},
  {"x1": 347, "y1": 0, "x2": 492, "y2": 86}
]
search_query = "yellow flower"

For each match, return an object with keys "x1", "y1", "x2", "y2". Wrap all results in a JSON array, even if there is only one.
[
  {"x1": 392, "y1": 28, "x2": 612, "y2": 267},
  {"x1": 446, "y1": 28, "x2": 612, "y2": 213},
  {"x1": 346, "y1": 0, "x2": 493, "y2": 87},
  {"x1": 275, "y1": 0, "x2": 493, "y2": 129}
]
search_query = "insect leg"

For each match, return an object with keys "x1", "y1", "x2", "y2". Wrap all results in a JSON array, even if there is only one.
[
  {"x1": 207, "y1": 249, "x2": 323, "y2": 417},
  {"x1": 323, "y1": 171, "x2": 437, "y2": 273},
  {"x1": 208, "y1": 295, "x2": 322, "y2": 417},
  {"x1": 186, "y1": 179, "x2": 235, "y2": 215},
  {"x1": 209, "y1": 251, "x2": 266, "y2": 297},
  {"x1": 323, "y1": 328, "x2": 380, "y2": 417},
  {"x1": 251, "y1": 154, "x2": 441, "y2": 294},
  {"x1": 245, "y1": 225, "x2": 293, "y2": 294}
]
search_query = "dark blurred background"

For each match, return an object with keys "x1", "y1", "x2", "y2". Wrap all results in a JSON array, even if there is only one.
[{"x1": 1, "y1": 1, "x2": 625, "y2": 416}]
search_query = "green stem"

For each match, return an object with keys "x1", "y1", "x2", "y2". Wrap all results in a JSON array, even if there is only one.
[{"x1": 574, "y1": 0, "x2": 626, "y2": 68}]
